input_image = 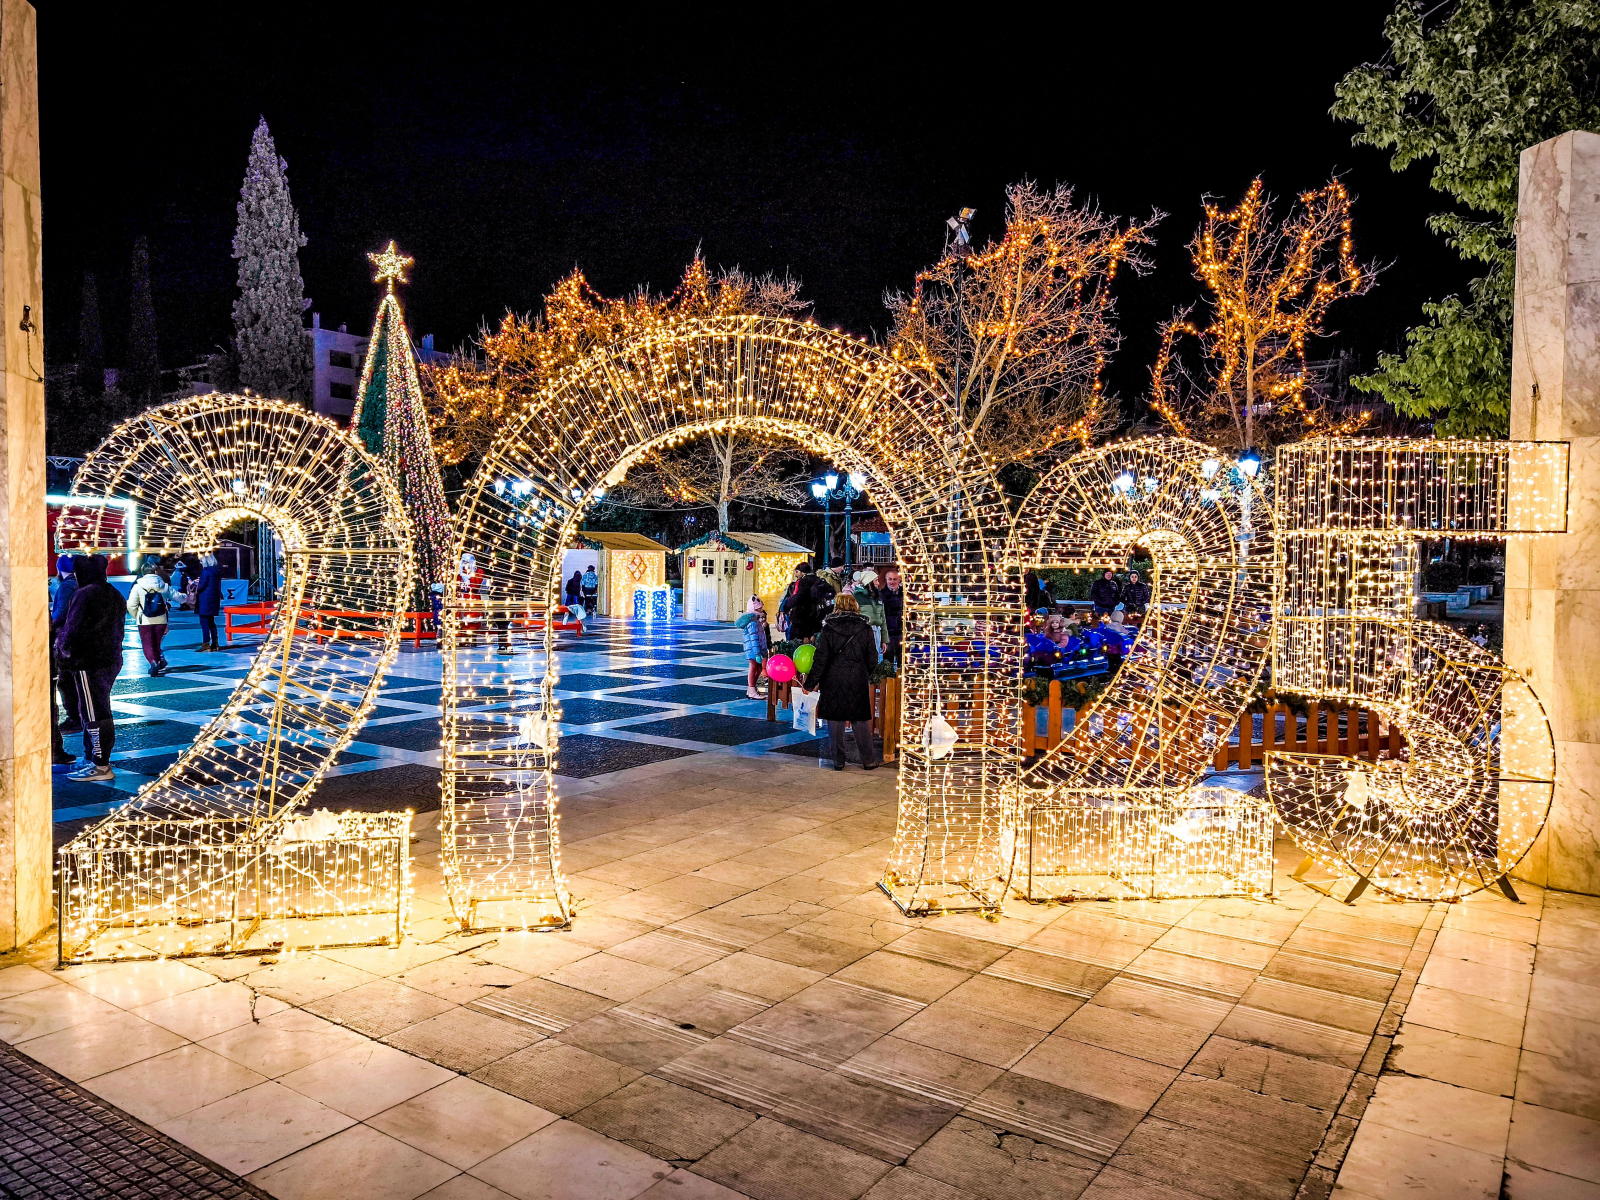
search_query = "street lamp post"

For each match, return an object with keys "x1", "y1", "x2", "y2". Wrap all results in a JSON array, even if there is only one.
[{"x1": 813, "y1": 471, "x2": 867, "y2": 569}]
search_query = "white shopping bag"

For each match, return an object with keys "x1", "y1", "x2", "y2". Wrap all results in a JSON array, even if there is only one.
[{"x1": 793, "y1": 689, "x2": 819, "y2": 736}]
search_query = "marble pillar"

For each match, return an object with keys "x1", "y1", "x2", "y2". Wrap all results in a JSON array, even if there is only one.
[
  {"x1": 0, "y1": 0, "x2": 46, "y2": 951},
  {"x1": 1507, "y1": 130, "x2": 1600, "y2": 894}
]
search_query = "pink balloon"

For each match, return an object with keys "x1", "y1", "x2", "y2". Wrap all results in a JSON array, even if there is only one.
[{"x1": 766, "y1": 653, "x2": 797, "y2": 683}]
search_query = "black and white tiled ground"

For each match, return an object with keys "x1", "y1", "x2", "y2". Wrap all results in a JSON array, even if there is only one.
[{"x1": 53, "y1": 612, "x2": 822, "y2": 827}]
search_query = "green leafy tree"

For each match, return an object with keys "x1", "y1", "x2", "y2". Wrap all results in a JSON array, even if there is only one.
[
  {"x1": 1332, "y1": 1, "x2": 1600, "y2": 436},
  {"x1": 231, "y1": 117, "x2": 313, "y2": 403}
]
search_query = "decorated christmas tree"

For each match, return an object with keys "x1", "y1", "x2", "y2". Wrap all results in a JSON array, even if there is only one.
[
  {"x1": 352, "y1": 243, "x2": 453, "y2": 599},
  {"x1": 231, "y1": 118, "x2": 313, "y2": 403}
]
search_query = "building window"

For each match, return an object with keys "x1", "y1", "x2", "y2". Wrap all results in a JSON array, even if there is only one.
[
  {"x1": 328, "y1": 350, "x2": 355, "y2": 370},
  {"x1": 860, "y1": 543, "x2": 894, "y2": 563},
  {"x1": 329, "y1": 382, "x2": 354, "y2": 400}
]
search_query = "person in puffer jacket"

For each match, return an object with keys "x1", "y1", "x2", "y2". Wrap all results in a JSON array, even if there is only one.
[
  {"x1": 126, "y1": 556, "x2": 178, "y2": 676},
  {"x1": 736, "y1": 596, "x2": 771, "y2": 699},
  {"x1": 55, "y1": 554, "x2": 125, "y2": 781}
]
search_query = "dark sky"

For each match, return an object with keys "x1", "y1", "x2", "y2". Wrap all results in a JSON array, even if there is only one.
[{"x1": 39, "y1": 5, "x2": 1470, "y2": 413}]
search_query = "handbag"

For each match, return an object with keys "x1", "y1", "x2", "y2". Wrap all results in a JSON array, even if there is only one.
[{"x1": 793, "y1": 689, "x2": 819, "y2": 736}]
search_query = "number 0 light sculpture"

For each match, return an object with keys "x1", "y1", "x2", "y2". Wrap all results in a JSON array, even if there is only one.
[
  {"x1": 55, "y1": 397, "x2": 415, "y2": 962},
  {"x1": 441, "y1": 316, "x2": 1020, "y2": 928}
]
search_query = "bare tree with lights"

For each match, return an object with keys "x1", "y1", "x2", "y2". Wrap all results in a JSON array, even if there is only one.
[
  {"x1": 610, "y1": 434, "x2": 812, "y2": 533},
  {"x1": 1150, "y1": 178, "x2": 1374, "y2": 453},
  {"x1": 884, "y1": 182, "x2": 1160, "y2": 468},
  {"x1": 426, "y1": 256, "x2": 813, "y2": 525}
]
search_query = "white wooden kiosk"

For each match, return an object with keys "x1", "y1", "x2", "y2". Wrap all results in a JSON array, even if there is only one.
[
  {"x1": 677, "y1": 530, "x2": 811, "y2": 622},
  {"x1": 561, "y1": 532, "x2": 670, "y2": 617}
]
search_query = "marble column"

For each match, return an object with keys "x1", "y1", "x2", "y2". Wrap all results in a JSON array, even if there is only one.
[
  {"x1": 1506, "y1": 130, "x2": 1600, "y2": 894},
  {"x1": 0, "y1": 0, "x2": 46, "y2": 951}
]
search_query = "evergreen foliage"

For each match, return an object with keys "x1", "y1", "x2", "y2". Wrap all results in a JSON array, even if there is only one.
[
  {"x1": 231, "y1": 117, "x2": 312, "y2": 403},
  {"x1": 124, "y1": 237, "x2": 161, "y2": 404},
  {"x1": 76, "y1": 273, "x2": 104, "y2": 397},
  {"x1": 1333, "y1": 0, "x2": 1600, "y2": 435},
  {"x1": 356, "y1": 330, "x2": 388, "y2": 456}
]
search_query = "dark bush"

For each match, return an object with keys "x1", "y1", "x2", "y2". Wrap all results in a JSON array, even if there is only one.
[
  {"x1": 1424, "y1": 561, "x2": 1463, "y2": 593},
  {"x1": 1466, "y1": 562, "x2": 1496, "y2": 586}
]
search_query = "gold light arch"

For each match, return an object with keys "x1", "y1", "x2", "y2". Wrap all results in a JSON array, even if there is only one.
[
  {"x1": 56, "y1": 397, "x2": 415, "y2": 962},
  {"x1": 1005, "y1": 438, "x2": 1277, "y2": 898},
  {"x1": 441, "y1": 316, "x2": 1019, "y2": 929},
  {"x1": 1268, "y1": 438, "x2": 1567, "y2": 900}
]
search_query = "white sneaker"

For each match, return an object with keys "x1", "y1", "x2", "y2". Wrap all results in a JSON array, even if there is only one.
[
  {"x1": 746, "y1": 688, "x2": 763, "y2": 699},
  {"x1": 68, "y1": 763, "x2": 115, "y2": 782}
]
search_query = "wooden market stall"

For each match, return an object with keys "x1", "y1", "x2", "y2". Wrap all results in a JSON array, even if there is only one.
[
  {"x1": 562, "y1": 531, "x2": 670, "y2": 617},
  {"x1": 677, "y1": 530, "x2": 811, "y2": 622}
]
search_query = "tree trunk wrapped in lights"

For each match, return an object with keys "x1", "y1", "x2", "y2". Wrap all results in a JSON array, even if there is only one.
[{"x1": 55, "y1": 396, "x2": 415, "y2": 962}]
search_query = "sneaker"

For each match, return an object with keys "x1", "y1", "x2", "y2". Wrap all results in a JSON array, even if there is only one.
[
  {"x1": 68, "y1": 763, "x2": 115, "y2": 782},
  {"x1": 746, "y1": 687, "x2": 763, "y2": 700},
  {"x1": 52, "y1": 758, "x2": 79, "y2": 775}
]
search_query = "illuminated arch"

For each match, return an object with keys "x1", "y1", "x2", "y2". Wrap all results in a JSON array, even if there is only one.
[
  {"x1": 1268, "y1": 438, "x2": 1565, "y2": 900},
  {"x1": 56, "y1": 396, "x2": 415, "y2": 961},
  {"x1": 441, "y1": 316, "x2": 1018, "y2": 928},
  {"x1": 1004, "y1": 437, "x2": 1277, "y2": 897}
]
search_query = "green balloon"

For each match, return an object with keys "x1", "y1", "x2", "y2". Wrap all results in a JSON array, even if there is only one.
[{"x1": 794, "y1": 644, "x2": 816, "y2": 674}]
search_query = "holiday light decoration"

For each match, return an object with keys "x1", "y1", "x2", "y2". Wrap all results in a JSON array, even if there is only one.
[
  {"x1": 443, "y1": 315, "x2": 1018, "y2": 927},
  {"x1": 55, "y1": 396, "x2": 415, "y2": 962},
  {"x1": 353, "y1": 242, "x2": 454, "y2": 597},
  {"x1": 1005, "y1": 438, "x2": 1277, "y2": 898},
  {"x1": 1151, "y1": 179, "x2": 1373, "y2": 450},
  {"x1": 1268, "y1": 437, "x2": 1568, "y2": 900}
]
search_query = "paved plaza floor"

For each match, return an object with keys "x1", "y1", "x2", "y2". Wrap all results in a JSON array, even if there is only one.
[{"x1": 6, "y1": 615, "x2": 1598, "y2": 1199}]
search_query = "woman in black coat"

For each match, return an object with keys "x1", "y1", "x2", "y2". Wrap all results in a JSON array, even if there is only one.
[
  {"x1": 805, "y1": 593, "x2": 880, "y2": 770},
  {"x1": 784, "y1": 563, "x2": 826, "y2": 642}
]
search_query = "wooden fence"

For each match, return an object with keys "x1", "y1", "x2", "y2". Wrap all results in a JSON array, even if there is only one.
[
  {"x1": 767, "y1": 675, "x2": 1400, "y2": 770},
  {"x1": 1021, "y1": 680, "x2": 1403, "y2": 768}
]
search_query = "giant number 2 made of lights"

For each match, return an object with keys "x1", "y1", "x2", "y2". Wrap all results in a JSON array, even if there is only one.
[
  {"x1": 1005, "y1": 438, "x2": 1278, "y2": 900},
  {"x1": 439, "y1": 316, "x2": 1021, "y2": 929},
  {"x1": 55, "y1": 397, "x2": 416, "y2": 962}
]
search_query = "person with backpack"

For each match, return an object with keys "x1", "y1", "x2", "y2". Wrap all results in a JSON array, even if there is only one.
[
  {"x1": 193, "y1": 552, "x2": 225, "y2": 651},
  {"x1": 803, "y1": 592, "x2": 881, "y2": 770},
  {"x1": 127, "y1": 556, "x2": 178, "y2": 676},
  {"x1": 56, "y1": 554, "x2": 125, "y2": 782},
  {"x1": 581, "y1": 564, "x2": 599, "y2": 614}
]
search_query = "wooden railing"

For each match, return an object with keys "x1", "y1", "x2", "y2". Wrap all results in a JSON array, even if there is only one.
[{"x1": 1020, "y1": 679, "x2": 1403, "y2": 768}]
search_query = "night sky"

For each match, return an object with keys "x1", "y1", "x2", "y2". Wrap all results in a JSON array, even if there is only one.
[{"x1": 40, "y1": 6, "x2": 1471, "y2": 416}]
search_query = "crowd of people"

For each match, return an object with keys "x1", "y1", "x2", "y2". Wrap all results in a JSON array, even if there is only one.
[{"x1": 49, "y1": 551, "x2": 226, "y2": 783}]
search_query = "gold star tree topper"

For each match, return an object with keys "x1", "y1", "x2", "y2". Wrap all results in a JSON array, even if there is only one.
[{"x1": 369, "y1": 241, "x2": 414, "y2": 292}]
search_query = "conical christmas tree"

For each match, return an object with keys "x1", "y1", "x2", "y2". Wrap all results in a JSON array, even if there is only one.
[
  {"x1": 352, "y1": 243, "x2": 453, "y2": 599},
  {"x1": 232, "y1": 118, "x2": 313, "y2": 403}
]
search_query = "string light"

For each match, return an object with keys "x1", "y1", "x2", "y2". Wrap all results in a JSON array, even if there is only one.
[
  {"x1": 54, "y1": 395, "x2": 416, "y2": 962},
  {"x1": 351, "y1": 244, "x2": 453, "y2": 598},
  {"x1": 442, "y1": 315, "x2": 1021, "y2": 926},
  {"x1": 1004, "y1": 437, "x2": 1276, "y2": 899},
  {"x1": 1268, "y1": 437, "x2": 1567, "y2": 900}
]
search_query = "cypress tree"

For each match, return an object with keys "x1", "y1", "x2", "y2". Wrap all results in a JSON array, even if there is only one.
[
  {"x1": 76, "y1": 272, "x2": 104, "y2": 396},
  {"x1": 231, "y1": 117, "x2": 312, "y2": 403},
  {"x1": 124, "y1": 237, "x2": 161, "y2": 404}
]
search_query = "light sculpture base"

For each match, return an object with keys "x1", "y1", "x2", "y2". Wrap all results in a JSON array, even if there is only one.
[
  {"x1": 1018, "y1": 787, "x2": 1274, "y2": 903},
  {"x1": 59, "y1": 812, "x2": 410, "y2": 965}
]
